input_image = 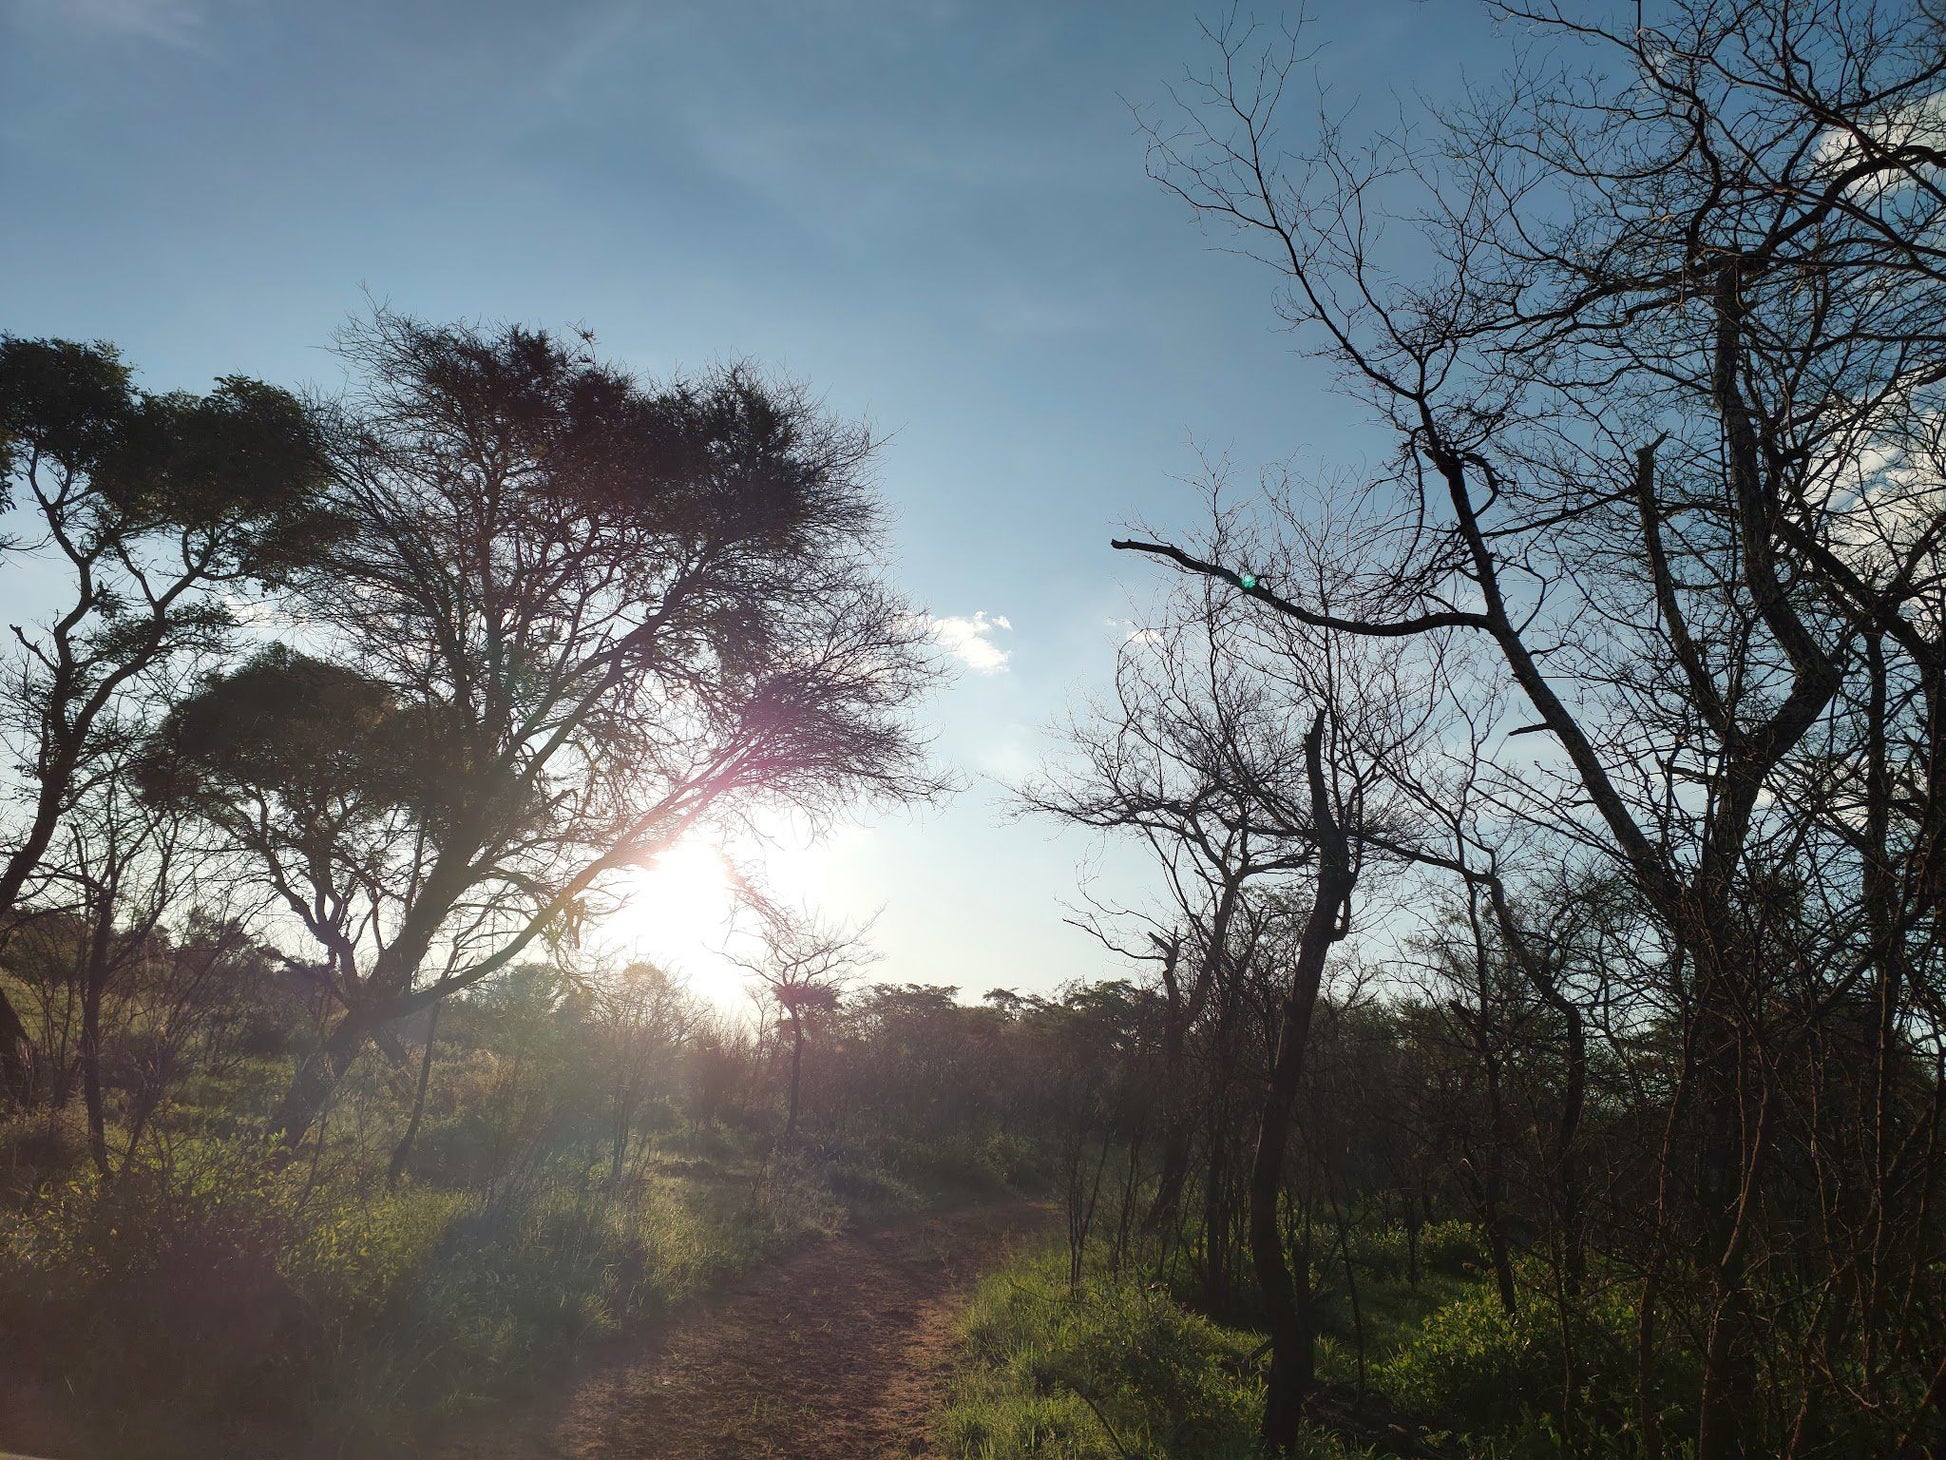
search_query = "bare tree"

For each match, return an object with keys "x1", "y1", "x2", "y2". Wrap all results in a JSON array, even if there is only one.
[
  {"x1": 1123, "y1": 5, "x2": 1946, "y2": 1452},
  {"x1": 1047, "y1": 476, "x2": 1454, "y2": 1443},
  {"x1": 1021, "y1": 585, "x2": 1316, "y2": 1261}
]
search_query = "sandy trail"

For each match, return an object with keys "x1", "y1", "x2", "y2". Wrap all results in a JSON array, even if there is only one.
[{"x1": 430, "y1": 1197, "x2": 1051, "y2": 1460}]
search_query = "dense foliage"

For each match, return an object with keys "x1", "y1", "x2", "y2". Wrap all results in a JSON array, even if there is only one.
[{"x1": 0, "y1": 942, "x2": 1158, "y2": 1455}]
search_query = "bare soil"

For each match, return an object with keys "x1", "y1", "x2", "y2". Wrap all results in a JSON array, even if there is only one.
[{"x1": 430, "y1": 1196, "x2": 1053, "y2": 1460}]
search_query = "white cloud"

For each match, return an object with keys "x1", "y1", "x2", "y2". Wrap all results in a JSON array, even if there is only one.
[
  {"x1": 1813, "y1": 90, "x2": 1946, "y2": 200},
  {"x1": 1104, "y1": 616, "x2": 1165, "y2": 647},
  {"x1": 930, "y1": 610, "x2": 1013, "y2": 674}
]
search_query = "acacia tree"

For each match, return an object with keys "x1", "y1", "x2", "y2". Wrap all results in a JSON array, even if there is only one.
[
  {"x1": 1125, "y1": 4, "x2": 1946, "y2": 1452},
  {"x1": 0, "y1": 336, "x2": 329, "y2": 1098},
  {"x1": 143, "y1": 313, "x2": 940, "y2": 1145},
  {"x1": 733, "y1": 902, "x2": 878, "y2": 1144}
]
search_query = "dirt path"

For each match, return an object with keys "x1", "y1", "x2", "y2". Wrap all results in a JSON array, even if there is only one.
[{"x1": 432, "y1": 1197, "x2": 1052, "y2": 1460}]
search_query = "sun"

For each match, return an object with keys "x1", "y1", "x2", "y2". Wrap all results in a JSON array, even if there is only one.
[
  {"x1": 603, "y1": 837, "x2": 746, "y2": 1005},
  {"x1": 647, "y1": 837, "x2": 736, "y2": 911},
  {"x1": 595, "y1": 820, "x2": 865, "y2": 1010}
]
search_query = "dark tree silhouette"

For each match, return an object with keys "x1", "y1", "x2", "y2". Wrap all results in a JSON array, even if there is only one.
[
  {"x1": 1124, "y1": 3, "x2": 1946, "y2": 1451},
  {"x1": 0, "y1": 336, "x2": 330, "y2": 1099},
  {"x1": 733, "y1": 902, "x2": 878, "y2": 1144},
  {"x1": 142, "y1": 313, "x2": 941, "y2": 1145},
  {"x1": 1021, "y1": 592, "x2": 1315, "y2": 1266}
]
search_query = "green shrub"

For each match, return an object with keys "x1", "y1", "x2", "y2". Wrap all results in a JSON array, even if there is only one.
[
  {"x1": 0, "y1": 1136, "x2": 323, "y2": 1455},
  {"x1": 821, "y1": 1147, "x2": 925, "y2": 1218},
  {"x1": 0, "y1": 1125, "x2": 869, "y2": 1456},
  {"x1": 941, "y1": 1240, "x2": 1263, "y2": 1459},
  {"x1": 0, "y1": 1107, "x2": 92, "y2": 1197},
  {"x1": 1342, "y1": 1220, "x2": 1484, "y2": 1283},
  {"x1": 284, "y1": 1183, "x2": 466, "y2": 1320},
  {"x1": 873, "y1": 1129, "x2": 1045, "y2": 1196},
  {"x1": 936, "y1": 1229, "x2": 1679, "y2": 1460},
  {"x1": 1371, "y1": 1264, "x2": 1643, "y2": 1445},
  {"x1": 970, "y1": 1129, "x2": 1050, "y2": 1190},
  {"x1": 361, "y1": 1160, "x2": 835, "y2": 1405},
  {"x1": 1373, "y1": 1284, "x2": 1552, "y2": 1433}
]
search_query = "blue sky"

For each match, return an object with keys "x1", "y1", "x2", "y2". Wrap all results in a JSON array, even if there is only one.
[{"x1": 1, "y1": 0, "x2": 1511, "y2": 1005}]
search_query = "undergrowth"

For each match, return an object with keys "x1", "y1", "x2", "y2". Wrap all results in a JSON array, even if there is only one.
[
  {"x1": 0, "y1": 1110, "x2": 920, "y2": 1458},
  {"x1": 933, "y1": 1225, "x2": 1675, "y2": 1460},
  {"x1": 937, "y1": 1240, "x2": 1372, "y2": 1460}
]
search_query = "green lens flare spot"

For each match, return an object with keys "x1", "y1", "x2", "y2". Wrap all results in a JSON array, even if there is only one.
[{"x1": 1238, "y1": 573, "x2": 1258, "y2": 589}]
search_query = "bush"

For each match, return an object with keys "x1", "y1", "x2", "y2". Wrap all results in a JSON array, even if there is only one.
[
  {"x1": 322, "y1": 1156, "x2": 846, "y2": 1441},
  {"x1": 0, "y1": 1136, "x2": 319, "y2": 1454},
  {"x1": 0, "y1": 1124, "x2": 869, "y2": 1457},
  {"x1": 821, "y1": 1147, "x2": 925, "y2": 1218},
  {"x1": 284, "y1": 1183, "x2": 465, "y2": 1322},
  {"x1": 936, "y1": 1228, "x2": 1673, "y2": 1460},
  {"x1": 940, "y1": 1240, "x2": 1263, "y2": 1459},
  {"x1": 1373, "y1": 1284, "x2": 1552, "y2": 1433},
  {"x1": 1343, "y1": 1220, "x2": 1484, "y2": 1283},
  {"x1": 0, "y1": 1106, "x2": 91, "y2": 1199},
  {"x1": 874, "y1": 1129, "x2": 1048, "y2": 1196},
  {"x1": 1371, "y1": 1264, "x2": 1643, "y2": 1446}
]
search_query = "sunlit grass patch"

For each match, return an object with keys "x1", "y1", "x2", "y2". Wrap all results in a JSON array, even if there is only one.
[
  {"x1": 934, "y1": 1223, "x2": 1653, "y2": 1460},
  {"x1": 938, "y1": 1238, "x2": 1266, "y2": 1459}
]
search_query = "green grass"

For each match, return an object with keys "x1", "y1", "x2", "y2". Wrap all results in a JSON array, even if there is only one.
[
  {"x1": 0, "y1": 1115, "x2": 900, "y2": 1458},
  {"x1": 937, "y1": 1239, "x2": 1389, "y2": 1460},
  {"x1": 932, "y1": 1223, "x2": 1665, "y2": 1460}
]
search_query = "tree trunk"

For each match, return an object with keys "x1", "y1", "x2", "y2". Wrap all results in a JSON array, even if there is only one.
[
  {"x1": 1148, "y1": 905, "x2": 1230, "y2": 1243},
  {"x1": 1252, "y1": 967, "x2": 1331, "y2": 1451},
  {"x1": 1202, "y1": 947, "x2": 1250, "y2": 1310},
  {"x1": 0, "y1": 986, "x2": 29, "y2": 1101},
  {"x1": 1203, "y1": 1107, "x2": 1231, "y2": 1310},
  {"x1": 1484, "y1": 879, "x2": 1586, "y2": 1296},
  {"x1": 79, "y1": 873, "x2": 122, "y2": 1177},
  {"x1": 1474, "y1": 1032, "x2": 1519, "y2": 1319},
  {"x1": 1146, "y1": 993, "x2": 1193, "y2": 1238},
  {"x1": 1251, "y1": 713, "x2": 1352, "y2": 1454},
  {"x1": 611, "y1": 1097, "x2": 631, "y2": 1186},
  {"x1": 81, "y1": 960, "x2": 109, "y2": 1176},
  {"x1": 1557, "y1": 999, "x2": 1587, "y2": 1294},
  {"x1": 785, "y1": 1015, "x2": 805, "y2": 1144},
  {"x1": 276, "y1": 999, "x2": 391, "y2": 1146},
  {"x1": 1461, "y1": 1145, "x2": 1519, "y2": 1319},
  {"x1": 388, "y1": 1000, "x2": 440, "y2": 1188},
  {"x1": 1693, "y1": 989, "x2": 1767, "y2": 1460}
]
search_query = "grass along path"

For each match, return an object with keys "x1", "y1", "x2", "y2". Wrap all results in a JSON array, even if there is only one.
[{"x1": 430, "y1": 1195, "x2": 1054, "y2": 1460}]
